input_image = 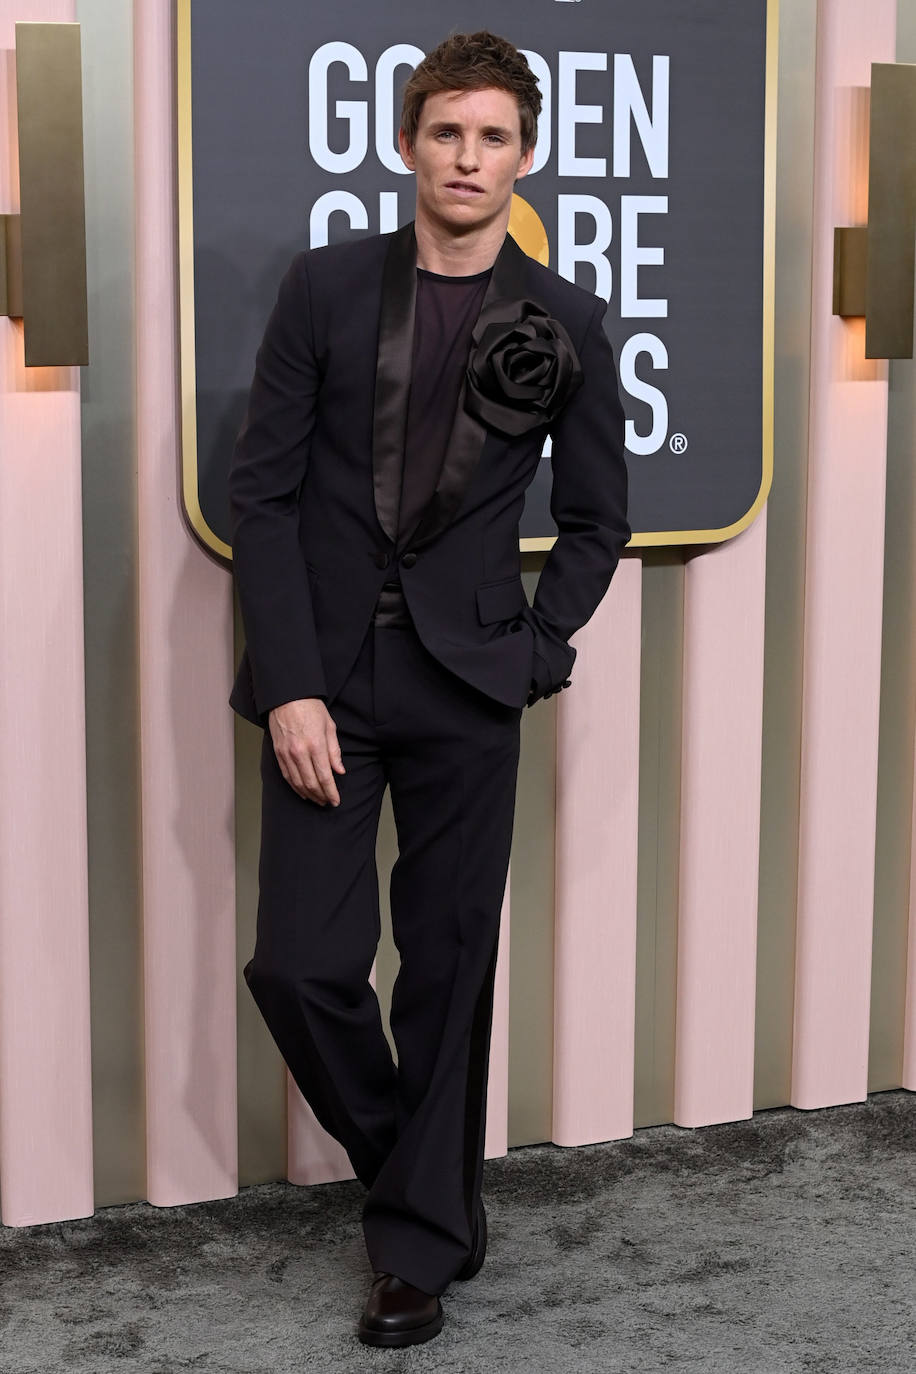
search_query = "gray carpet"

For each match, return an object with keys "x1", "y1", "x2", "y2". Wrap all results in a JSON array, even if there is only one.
[{"x1": 1, "y1": 1091, "x2": 913, "y2": 1372}]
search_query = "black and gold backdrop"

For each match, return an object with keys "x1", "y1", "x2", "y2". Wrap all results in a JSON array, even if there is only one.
[{"x1": 181, "y1": 0, "x2": 772, "y2": 556}]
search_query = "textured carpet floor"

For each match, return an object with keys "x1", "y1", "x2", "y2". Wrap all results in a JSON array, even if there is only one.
[{"x1": 1, "y1": 1091, "x2": 913, "y2": 1373}]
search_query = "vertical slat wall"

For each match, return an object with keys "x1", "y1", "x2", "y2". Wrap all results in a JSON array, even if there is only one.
[
  {"x1": 483, "y1": 882, "x2": 513, "y2": 1158},
  {"x1": 0, "y1": 0, "x2": 94, "y2": 1227},
  {"x1": 792, "y1": 0, "x2": 896, "y2": 1109},
  {"x1": 552, "y1": 558, "x2": 642, "y2": 1145},
  {"x1": 754, "y1": 0, "x2": 817, "y2": 1112},
  {"x1": 906, "y1": 776, "x2": 916, "y2": 1084},
  {"x1": 887, "y1": 5, "x2": 916, "y2": 1097},
  {"x1": 76, "y1": 0, "x2": 146, "y2": 1209},
  {"x1": 134, "y1": 0, "x2": 238, "y2": 1205},
  {"x1": 675, "y1": 514, "x2": 769, "y2": 1126},
  {"x1": 2, "y1": 2, "x2": 916, "y2": 1229}
]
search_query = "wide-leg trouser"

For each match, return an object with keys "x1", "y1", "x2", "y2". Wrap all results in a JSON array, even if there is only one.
[{"x1": 243, "y1": 618, "x2": 523, "y2": 1296}]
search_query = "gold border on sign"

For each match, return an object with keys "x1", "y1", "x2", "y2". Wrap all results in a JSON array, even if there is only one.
[
  {"x1": 176, "y1": 0, "x2": 777, "y2": 560},
  {"x1": 177, "y1": 0, "x2": 232, "y2": 561}
]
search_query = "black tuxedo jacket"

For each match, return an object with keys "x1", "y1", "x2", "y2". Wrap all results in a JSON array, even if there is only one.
[{"x1": 228, "y1": 221, "x2": 630, "y2": 727}]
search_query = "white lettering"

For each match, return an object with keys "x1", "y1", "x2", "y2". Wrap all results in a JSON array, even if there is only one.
[
  {"x1": 613, "y1": 54, "x2": 669, "y2": 178},
  {"x1": 309, "y1": 191, "x2": 369, "y2": 247},
  {"x1": 557, "y1": 194, "x2": 612, "y2": 301},
  {"x1": 620, "y1": 333, "x2": 668, "y2": 454},
  {"x1": 375, "y1": 44, "x2": 424, "y2": 174},
  {"x1": 378, "y1": 190, "x2": 400, "y2": 234},
  {"x1": 620, "y1": 195, "x2": 667, "y2": 318},
  {"x1": 308, "y1": 42, "x2": 368, "y2": 174},
  {"x1": 557, "y1": 51, "x2": 608, "y2": 178},
  {"x1": 520, "y1": 49, "x2": 551, "y2": 175}
]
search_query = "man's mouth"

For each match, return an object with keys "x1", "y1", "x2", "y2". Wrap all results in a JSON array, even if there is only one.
[{"x1": 445, "y1": 180, "x2": 485, "y2": 195}]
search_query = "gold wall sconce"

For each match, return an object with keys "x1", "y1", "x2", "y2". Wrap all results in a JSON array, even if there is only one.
[
  {"x1": 0, "y1": 22, "x2": 89, "y2": 367},
  {"x1": 833, "y1": 62, "x2": 916, "y2": 360}
]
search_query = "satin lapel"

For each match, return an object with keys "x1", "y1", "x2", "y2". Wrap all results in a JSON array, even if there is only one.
[
  {"x1": 372, "y1": 222, "x2": 418, "y2": 544},
  {"x1": 402, "y1": 230, "x2": 531, "y2": 554}
]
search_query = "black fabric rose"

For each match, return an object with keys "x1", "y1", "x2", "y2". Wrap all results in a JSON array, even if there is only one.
[{"x1": 464, "y1": 298, "x2": 584, "y2": 437}]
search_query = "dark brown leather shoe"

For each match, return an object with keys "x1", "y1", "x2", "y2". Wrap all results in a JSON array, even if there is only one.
[
  {"x1": 357, "y1": 1272, "x2": 444, "y2": 1347},
  {"x1": 455, "y1": 1198, "x2": 487, "y2": 1281}
]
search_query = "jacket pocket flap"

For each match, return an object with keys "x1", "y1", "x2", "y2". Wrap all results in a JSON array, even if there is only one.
[{"x1": 476, "y1": 576, "x2": 526, "y2": 625}]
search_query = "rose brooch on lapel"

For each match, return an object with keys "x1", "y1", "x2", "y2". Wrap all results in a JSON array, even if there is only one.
[{"x1": 464, "y1": 298, "x2": 584, "y2": 437}]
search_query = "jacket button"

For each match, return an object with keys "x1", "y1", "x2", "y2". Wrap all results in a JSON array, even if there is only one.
[
  {"x1": 401, "y1": 552, "x2": 418, "y2": 568},
  {"x1": 372, "y1": 550, "x2": 390, "y2": 569}
]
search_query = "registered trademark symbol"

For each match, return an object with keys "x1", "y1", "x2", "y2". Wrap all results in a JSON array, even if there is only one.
[{"x1": 669, "y1": 432, "x2": 688, "y2": 454}]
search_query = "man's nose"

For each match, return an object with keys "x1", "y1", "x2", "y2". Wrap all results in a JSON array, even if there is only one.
[{"x1": 455, "y1": 141, "x2": 480, "y2": 171}]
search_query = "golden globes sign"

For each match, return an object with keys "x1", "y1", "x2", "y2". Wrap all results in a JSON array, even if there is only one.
[{"x1": 178, "y1": 0, "x2": 776, "y2": 560}]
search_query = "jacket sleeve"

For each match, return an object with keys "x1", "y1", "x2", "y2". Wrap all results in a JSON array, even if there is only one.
[
  {"x1": 522, "y1": 295, "x2": 631, "y2": 706},
  {"x1": 228, "y1": 251, "x2": 328, "y2": 715}
]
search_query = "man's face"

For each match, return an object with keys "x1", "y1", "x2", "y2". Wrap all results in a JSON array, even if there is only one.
[{"x1": 399, "y1": 87, "x2": 535, "y2": 235}]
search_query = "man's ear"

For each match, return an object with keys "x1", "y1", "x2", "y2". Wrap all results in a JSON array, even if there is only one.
[
  {"x1": 515, "y1": 144, "x2": 536, "y2": 182},
  {"x1": 398, "y1": 127, "x2": 416, "y2": 172}
]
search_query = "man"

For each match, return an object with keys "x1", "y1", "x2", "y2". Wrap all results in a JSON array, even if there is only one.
[{"x1": 228, "y1": 30, "x2": 630, "y2": 1348}]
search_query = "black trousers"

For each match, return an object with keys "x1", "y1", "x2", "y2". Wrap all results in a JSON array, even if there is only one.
[{"x1": 243, "y1": 614, "x2": 523, "y2": 1296}]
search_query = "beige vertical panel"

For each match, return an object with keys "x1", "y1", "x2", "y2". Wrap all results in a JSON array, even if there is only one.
[
  {"x1": 675, "y1": 513, "x2": 768, "y2": 1127},
  {"x1": 896, "y1": 0, "x2": 916, "y2": 1093},
  {"x1": 135, "y1": 0, "x2": 237, "y2": 1205},
  {"x1": 507, "y1": 558, "x2": 558, "y2": 1145},
  {"x1": 375, "y1": 793, "x2": 400, "y2": 1061},
  {"x1": 906, "y1": 762, "x2": 916, "y2": 1086},
  {"x1": 755, "y1": 0, "x2": 817, "y2": 1110},
  {"x1": 484, "y1": 880, "x2": 512, "y2": 1158},
  {"x1": 633, "y1": 554, "x2": 684, "y2": 1128},
  {"x1": 871, "y1": 0, "x2": 916, "y2": 1092},
  {"x1": 235, "y1": 597, "x2": 287, "y2": 1185},
  {"x1": 552, "y1": 558, "x2": 641, "y2": 1145},
  {"x1": 75, "y1": 0, "x2": 145, "y2": 1209},
  {"x1": 873, "y1": 341, "x2": 916, "y2": 1089}
]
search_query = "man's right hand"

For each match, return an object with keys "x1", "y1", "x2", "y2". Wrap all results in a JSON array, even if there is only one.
[{"x1": 268, "y1": 698, "x2": 346, "y2": 806}]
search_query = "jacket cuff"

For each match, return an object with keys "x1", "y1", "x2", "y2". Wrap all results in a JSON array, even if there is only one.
[{"x1": 526, "y1": 649, "x2": 574, "y2": 706}]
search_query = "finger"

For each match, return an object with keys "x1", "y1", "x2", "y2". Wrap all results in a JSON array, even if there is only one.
[
  {"x1": 279, "y1": 745, "x2": 317, "y2": 803},
  {"x1": 297, "y1": 753, "x2": 330, "y2": 806},
  {"x1": 328, "y1": 727, "x2": 346, "y2": 775},
  {"x1": 310, "y1": 749, "x2": 341, "y2": 807}
]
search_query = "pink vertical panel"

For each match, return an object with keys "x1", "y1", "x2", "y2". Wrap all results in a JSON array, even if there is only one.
[
  {"x1": 792, "y1": 0, "x2": 895, "y2": 1109},
  {"x1": 135, "y1": 0, "x2": 238, "y2": 1204},
  {"x1": 484, "y1": 879, "x2": 511, "y2": 1159},
  {"x1": 675, "y1": 512, "x2": 767, "y2": 1127},
  {"x1": 0, "y1": 2, "x2": 93, "y2": 1228},
  {"x1": 552, "y1": 558, "x2": 641, "y2": 1146}
]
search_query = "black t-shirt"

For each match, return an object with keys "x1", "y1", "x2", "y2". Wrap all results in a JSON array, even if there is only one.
[{"x1": 396, "y1": 266, "x2": 492, "y2": 547}]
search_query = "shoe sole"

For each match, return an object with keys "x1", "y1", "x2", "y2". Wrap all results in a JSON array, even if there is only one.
[{"x1": 357, "y1": 1312, "x2": 444, "y2": 1347}]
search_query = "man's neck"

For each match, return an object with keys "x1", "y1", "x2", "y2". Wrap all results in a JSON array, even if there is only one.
[{"x1": 413, "y1": 210, "x2": 508, "y2": 277}]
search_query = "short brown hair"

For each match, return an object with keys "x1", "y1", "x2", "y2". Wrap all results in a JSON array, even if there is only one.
[{"x1": 400, "y1": 31, "x2": 542, "y2": 154}]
